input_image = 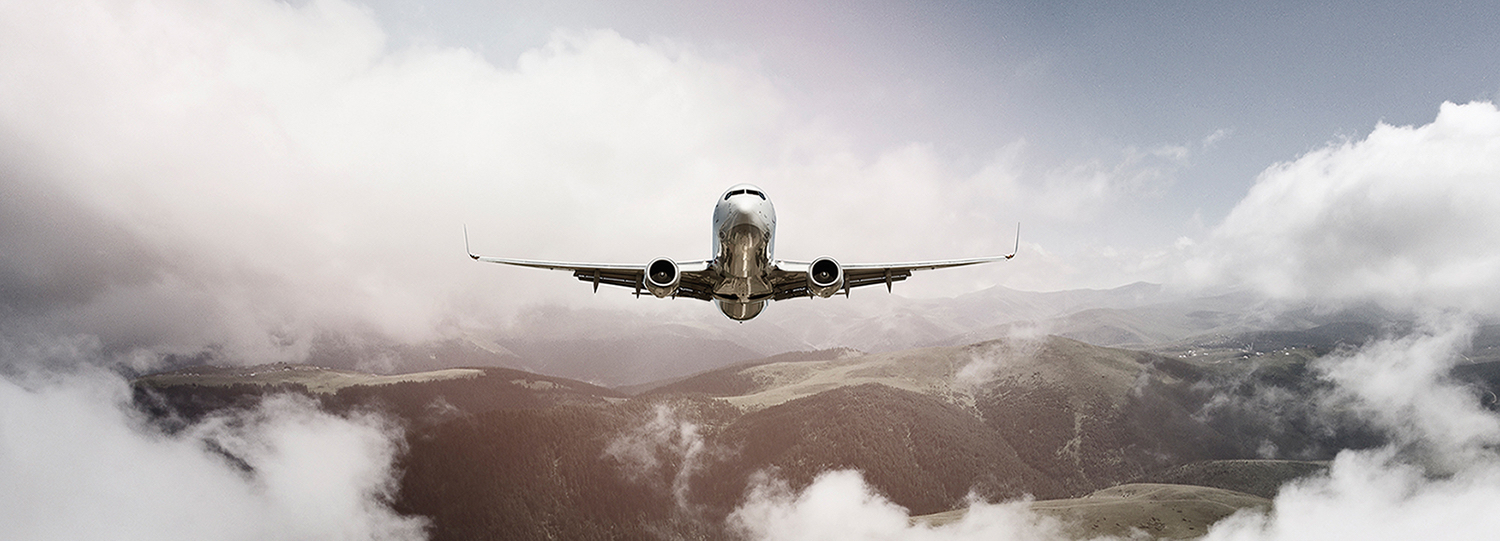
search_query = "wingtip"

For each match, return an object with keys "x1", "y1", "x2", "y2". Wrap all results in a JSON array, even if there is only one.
[
  {"x1": 1010, "y1": 222, "x2": 1020, "y2": 259},
  {"x1": 463, "y1": 224, "x2": 478, "y2": 260}
]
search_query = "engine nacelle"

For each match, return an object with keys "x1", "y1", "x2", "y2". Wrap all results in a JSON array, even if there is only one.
[
  {"x1": 807, "y1": 256, "x2": 844, "y2": 298},
  {"x1": 645, "y1": 257, "x2": 681, "y2": 298}
]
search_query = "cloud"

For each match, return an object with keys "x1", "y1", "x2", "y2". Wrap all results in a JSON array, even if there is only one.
[
  {"x1": 1183, "y1": 101, "x2": 1500, "y2": 313},
  {"x1": 1201, "y1": 318, "x2": 1500, "y2": 540},
  {"x1": 0, "y1": 367, "x2": 425, "y2": 541},
  {"x1": 604, "y1": 403, "x2": 708, "y2": 513},
  {"x1": 1315, "y1": 319, "x2": 1499, "y2": 469},
  {"x1": 946, "y1": 137, "x2": 1196, "y2": 233},
  {"x1": 1205, "y1": 449, "x2": 1500, "y2": 541},
  {"x1": 728, "y1": 470, "x2": 1068, "y2": 541},
  {"x1": 1, "y1": 0, "x2": 1227, "y2": 365},
  {"x1": 0, "y1": 0, "x2": 795, "y2": 363},
  {"x1": 953, "y1": 323, "x2": 1049, "y2": 389},
  {"x1": 1170, "y1": 105, "x2": 1500, "y2": 538}
]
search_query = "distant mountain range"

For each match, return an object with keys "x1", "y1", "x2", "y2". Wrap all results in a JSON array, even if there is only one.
[
  {"x1": 129, "y1": 283, "x2": 1500, "y2": 538},
  {"x1": 133, "y1": 323, "x2": 1500, "y2": 540},
  {"x1": 206, "y1": 283, "x2": 1495, "y2": 388}
]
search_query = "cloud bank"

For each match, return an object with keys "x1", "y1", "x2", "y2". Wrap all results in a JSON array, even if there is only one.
[
  {"x1": 1185, "y1": 101, "x2": 1500, "y2": 313},
  {"x1": 2, "y1": 0, "x2": 793, "y2": 363},
  {"x1": 1199, "y1": 318, "x2": 1500, "y2": 540},
  {"x1": 1, "y1": 0, "x2": 1218, "y2": 367},
  {"x1": 0, "y1": 369, "x2": 424, "y2": 541}
]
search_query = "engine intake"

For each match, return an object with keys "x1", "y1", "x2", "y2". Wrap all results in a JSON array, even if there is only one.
[
  {"x1": 807, "y1": 257, "x2": 843, "y2": 298},
  {"x1": 645, "y1": 257, "x2": 681, "y2": 298}
]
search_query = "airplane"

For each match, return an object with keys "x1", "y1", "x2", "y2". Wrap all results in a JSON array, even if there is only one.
[{"x1": 466, "y1": 184, "x2": 1018, "y2": 321}]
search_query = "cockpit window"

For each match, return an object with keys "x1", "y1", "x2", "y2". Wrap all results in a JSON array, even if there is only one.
[{"x1": 724, "y1": 189, "x2": 766, "y2": 201}]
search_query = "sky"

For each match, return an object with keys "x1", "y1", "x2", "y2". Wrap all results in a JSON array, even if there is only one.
[
  {"x1": 2, "y1": 0, "x2": 1500, "y2": 358},
  {"x1": 2, "y1": 1, "x2": 1500, "y2": 538},
  {"x1": 3, "y1": 0, "x2": 1498, "y2": 363}
]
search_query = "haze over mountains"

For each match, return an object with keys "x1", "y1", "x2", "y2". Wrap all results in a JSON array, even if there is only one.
[
  {"x1": 117, "y1": 283, "x2": 1500, "y2": 540},
  {"x1": 275, "y1": 281, "x2": 1481, "y2": 389}
]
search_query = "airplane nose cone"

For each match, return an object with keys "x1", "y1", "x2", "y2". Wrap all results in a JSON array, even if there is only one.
[
  {"x1": 727, "y1": 197, "x2": 764, "y2": 226},
  {"x1": 731, "y1": 195, "x2": 757, "y2": 211}
]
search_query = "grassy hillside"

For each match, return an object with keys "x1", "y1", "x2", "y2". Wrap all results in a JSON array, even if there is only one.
[
  {"x1": 697, "y1": 383, "x2": 1062, "y2": 516},
  {"x1": 134, "y1": 364, "x2": 625, "y2": 428},
  {"x1": 135, "y1": 363, "x2": 485, "y2": 394},
  {"x1": 631, "y1": 347, "x2": 861, "y2": 396},
  {"x1": 918, "y1": 483, "x2": 1272, "y2": 540},
  {"x1": 1143, "y1": 459, "x2": 1329, "y2": 498}
]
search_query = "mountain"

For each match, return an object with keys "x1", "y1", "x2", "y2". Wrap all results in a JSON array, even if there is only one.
[
  {"x1": 917, "y1": 483, "x2": 1272, "y2": 540},
  {"x1": 1143, "y1": 459, "x2": 1330, "y2": 499},
  {"x1": 134, "y1": 333, "x2": 1385, "y2": 539},
  {"x1": 763, "y1": 282, "x2": 1182, "y2": 352},
  {"x1": 148, "y1": 283, "x2": 1481, "y2": 392},
  {"x1": 496, "y1": 328, "x2": 765, "y2": 387},
  {"x1": 134, "y1": 363, "x2": 625, "y2": 428},
  {"x1": 655, "y1": 335, "x2": 1268, "y2": 513},
  {"x1": 121, "y1": 282, "x2": 1500, "y2": 539},
  {"x1": 435, "y1": 283, "x2": 1195, "y2": 388},
  {"x1": 1031, "y1": 483, "x2": 1270, "y2": 539},
  {"x1": 459, "y1": 284, "x2": 1435, "y2": 387}
]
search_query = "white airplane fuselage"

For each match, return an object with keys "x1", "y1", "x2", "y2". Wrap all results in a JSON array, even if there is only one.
[{"x1": 711, "y1": 184, "x2": 778, "y2": 320}]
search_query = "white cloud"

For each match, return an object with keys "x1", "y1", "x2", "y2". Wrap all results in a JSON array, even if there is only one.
[
  {"x1": 0, "y1": 369, "x2": 425, "y2": 541},
  {"x1": 603, "y1": 403, "x2": 707, "y2": 512},
  {"x1": 953, "y1": 323, "x2": 1050, "y2": 389},
  {"x1": 729, "y1": 470, "x2": 1067, "y2": 541},
  {"x1": 0, "y1": 0, "x2": 796, "y2": 362},
  {"x1": 1202, "y1": 318, "x2": 1500, "y2": 540},
  {"x1": 959, "y1": 138, "x2": 1195, "y2": 226},
  {"x1": 1, "y1": 0, "x2": 1198, "y2": 361},
  {"x1": 1205, "y1": 448, "x2": 1500, "y2": 541},
  {"x1": 1203, "y1": 128, "x2": 1231, "y2": 149},
  {"x1": 1183, "y1": 101, "x2": 1500, "y2": 313},
  {"x1": 1316, "y1": 319, "x2": 1499, "y2": 469}
]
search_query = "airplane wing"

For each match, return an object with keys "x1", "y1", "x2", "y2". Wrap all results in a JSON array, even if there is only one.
[
  {"x1": 465, "y1": 228, "x2": 716, "y2": 300},
  {"x1": 767, "y1": 224, "x2": 1019, "y2": 300}
]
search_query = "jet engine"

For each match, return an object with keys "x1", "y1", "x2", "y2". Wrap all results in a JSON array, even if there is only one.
[
  {"x1": 807, "y1": 257, "x2": 844, "y2": 298},
  {"x1": 645, "y1": 257, "x2": 681, "y2": 298}
]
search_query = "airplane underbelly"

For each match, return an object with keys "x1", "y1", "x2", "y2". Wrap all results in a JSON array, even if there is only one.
[
  {"x1": 720, "y1": 223, "x2": 768, "y2": 278},
  {"x1": 715, "y1": 223, "x2": 773, "y2": 301},
  {"x1": 715, "y1": 299, "x2": 765, "y2": 321},
  {"x1": 714, "y1": 276, "x2": 772, "y2": 301}
]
